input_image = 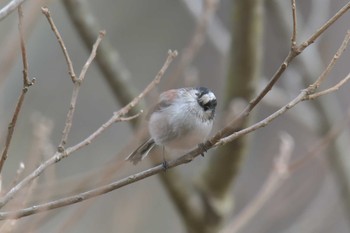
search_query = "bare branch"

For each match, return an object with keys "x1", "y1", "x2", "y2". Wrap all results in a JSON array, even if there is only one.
[
  {"x1": 300, "y1": 1, "x2": 350, "y2": 50},
  {"x1": 18, "y1": 5, "x2": 32, "y2": 86},
  {"x1": 291, "y1": 0, "x2": 297, "y2": 47},
  {"x1": 181, "y1": 0, "x2": 230, "y2": 55},
  {"x1": 217, "y1": 30, "x2": 350, "y2": 146},
  {"x1": 167, "y1": 0, "x2": 219, "y2": 88},
  {"x1": 41, "y1": 7, "x2": 77, "y2": 83},
  {"x1": 58, "y1": 31, "x2": 105, "y2": 149},
  {"x1": 213, "y1": 1, "x2": 350, "y2": 142},
  {"x1": 289, "y1": 110, "x2": 350, "y2": 172},
  {"x1": 78, "y1": 30, "x2": 106, "y2": 82},
  {"x1": 308, "y1": 72, "x2": 350, "y2": 99},
  {"x1": 61, "y1": 0, "x2": 139, "y2": 115},
  {"x1": 0, "y1": 0, "x2": 28, "y2": 22},
  {"x1": 0, "y1": 50, "x2": 177, "y2": 209},
  {"x1": 0, "y1": 5, "x2": 34, "y2": 174},
  {"x1": 0, "y1": 163, "x2": 166, "y2": 219},
  {"x1": 222, "y1": 133, "x2": 294, "y2": 233},
  {"x1": 308, "y1": 30, "x2": 350, "y2": 91}
]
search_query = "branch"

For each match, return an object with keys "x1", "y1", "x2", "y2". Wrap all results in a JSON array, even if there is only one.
[
  {"x1": 167, "y1": 0, "x2": 219, "y2": 88},
  {"x1": 0, "y1": 0, "x2": 28, "y2": 22},
  {"x1": 289, "y1": 110, "x2": 350, "y2": 172},
  {"x1": 0, "y1": 50, "x2": 177, "y2": 209},
  {"x1": 61, "y1": 0, "x2": 139, "y2": 115},
  {"x1": 0, "y1": 5, "x2": 35, "y2": 173},
  {"x1": 41, "y1": 7, "x2": 77, "y2": 83},
  {"x1": 222, "y1": 133, "x2": 294, "y2": 233},
  {"x1": 217, "y1": 30, "x2": 350, "y2": 146},
  {"x1": 308, "y1": 73, "x2": 350, "y2": 99},
  {"x1": 57, "y1": 30, "x2": 105, "y2": 150},
  {"x1": 291, "y1": 0, "x2": 297, "y2": 47},
  {"x1": 181, "y1": 0, "x2": 230, "y2": 55},
  {"x1": 308, "y1": 30, "x2": 350, "y2": 92},
  {"x1": 236, "y1": 0, "x2": 350, "y2": 124}
]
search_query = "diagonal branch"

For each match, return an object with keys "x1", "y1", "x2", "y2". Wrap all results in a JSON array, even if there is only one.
[
  {"x1": 0, "y1": 0, "x2": 29, "y2": 22},
  {"x1": 61, "y1": 0, "x2": 139, "y2": 116},
  {"x1": 41, "y1": 7, "x2": 77, "y2": 83},
  {"x1": 0, "y1": 50, "x2": 177, "y2": 210}
]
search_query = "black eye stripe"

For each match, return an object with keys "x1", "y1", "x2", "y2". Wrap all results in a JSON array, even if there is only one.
[{"x1": 200, "y1": 99, "x2": 217, "y2": 111}]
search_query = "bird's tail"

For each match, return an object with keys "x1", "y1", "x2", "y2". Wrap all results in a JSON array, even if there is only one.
[{"x1": 125, "y1": 138, "x2": 156, "y2": 164}]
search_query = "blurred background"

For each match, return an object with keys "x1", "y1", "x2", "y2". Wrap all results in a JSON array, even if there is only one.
[{"x1": 1, "y1": 0, "x2": 350, "y2": 232}]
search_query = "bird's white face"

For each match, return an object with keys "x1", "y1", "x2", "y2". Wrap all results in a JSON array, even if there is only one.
[{"x1": 189, "y1": 87, "x2": 217, "y2": 120}]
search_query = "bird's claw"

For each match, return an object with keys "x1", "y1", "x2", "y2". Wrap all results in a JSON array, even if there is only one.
[
  {"x1": 198, "y1": 143, "x2": 208, "y2": 157},
  {"x1": 162, "y1": 160, "x2": 169, "y2": 171}
]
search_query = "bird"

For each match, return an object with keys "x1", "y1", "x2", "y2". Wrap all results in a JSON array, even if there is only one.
[{"x1": 125, "y1": 87, "x2": 217, "y2": 167}]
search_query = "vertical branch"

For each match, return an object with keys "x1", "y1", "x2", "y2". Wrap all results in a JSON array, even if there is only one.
[
  {"x1": 59, "y1": 31, "x2": 105, "y2": 150},
  {"x1": 0, "y1": 5, "x2": 34, "y2": 173},
  {"x1": 291, "y1": 0, "x2": 297, "y2": 47},
  {"x1": 61, "y1": 0, "x2": 139, "y2": 117},
  {"x1": 223, "y1": 134, "x2": 294, "y2": 233},
  {"x1": 18, "y1": 5, "x2": 30, "y2": 86},
  {"x1": 41, "y1": 7, "x2": 105, "y2": 150}
]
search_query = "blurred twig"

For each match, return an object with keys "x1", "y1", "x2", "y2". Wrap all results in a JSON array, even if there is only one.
[
  {"x1": 41, "y1": 7, "x2": 76, "y2": 83},
  {"x1": 269, "y1": 0, "x2": 350, "y2": 225},
  {"x1": 181, "y1": 0, "x2": 230, "y2": 55},
  {"x1": 289, "y1": 109, "x2": 350, "y2": 172},
  {"x1": 0, "y1": 5, "x2": 35, "y2": 174},
  {"x1": 167, "y1": 0, "x2": 219, "y2": 88},
  {"x1": 218, "y1": 31, "x2": 350, "y2": 146},
  {"x1": 61, "y1": 0, "x2": 140, "y2": 117},
  {"x1": 0, "y1": 0, "x2": 28, "y2": 22},
  {"x1": 222, "y1": 133, "x2": 294, "y2": 233},
  {"x1": 0, "y1": 0, "x2": 46, "y2": 86},
  {"x1": 0, "y1": 49, "x2": 177, "y2": 210},
  {"x1": 196, "y1": 0, "x2": 264, "y2": 230},
  {"x1": 42, "y1": 6, "x2": 105, "y2": 150}
]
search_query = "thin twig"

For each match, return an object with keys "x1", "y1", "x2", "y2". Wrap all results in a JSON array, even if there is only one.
[
  {"x1": 61, "y1": 0, "x2": 139, "y2": 116},
  {"x1": 289, "y1": 110, "x2": 350, "y2": 172},
  {"x1": 41, "y1": 7, "x2": 77, "y2": 83},
  {"x1": 167, "y1": 0, "x2": 219, "y2": 88},
  {"x1": 0, "y1": 0, "x2": 28, "y2": 22},
  {"x1": 222, "y1": 133, "x2": 294, "y2": 233},
  {"x1": 57, "y1": 31, "x2": 105, "y2": 150},
  {"x1": 308, "y1": 72, "x2": 350, "y2": 99},
  {"x1": 300, "y1": 2, "x2": 350, "y2": 51},
  {"x1": 0, "y1": 0, "x2": 44, "y2": 86},
  {"x1": 291, "y1": 0, "x2": 297, "y2": 47},
  {"x1": 212, "y1": 1, "x2": 350, "y2": 141},
  {"x1": 78, "y1": 30, "x2": 106, "y2": 81},
  {"x1": 0, "y1": 5, "x2": 34, "y2": 174},
  {"x1": 308, "y1": 30, "x2": 350, "y2": 91},
  {"x1": 0, "y1": 50, "x2": 177, "y2": 209},
  {"x1": 181, "y1": 0, "x2": 230, "y2": 55},
  {"x1": 217, "y1": 30, "x2": 350, "y2": 146},
  {"x1": 18, "y1": 5, "x2": 31, "y2": 86}
]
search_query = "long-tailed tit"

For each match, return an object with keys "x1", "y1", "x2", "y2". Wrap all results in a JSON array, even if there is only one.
[{"x1": 126, "y1": 87, "x2": 217, "y2": 165}]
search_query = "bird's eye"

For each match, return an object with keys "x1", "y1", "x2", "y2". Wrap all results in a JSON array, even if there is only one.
[{"x1": 199, "y1": 97, "x2": 217, "y2": 111}]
